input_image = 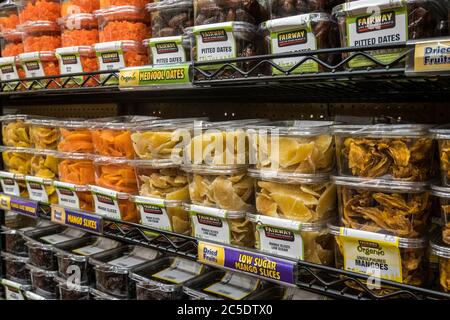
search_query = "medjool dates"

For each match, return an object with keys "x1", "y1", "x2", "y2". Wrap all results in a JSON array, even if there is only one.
[
  {"x1": 147, "y1": 1, "x2": 194, "y2": 38},
  {"x1": 270, "y1": 0, "x2": 344, "y2": 18},
  {"x1": 194, "y1": 0, "x2": 268, "y2": 25}
]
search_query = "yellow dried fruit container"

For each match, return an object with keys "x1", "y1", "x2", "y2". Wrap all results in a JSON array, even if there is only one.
[
  {"x1": 0, "y1": 114, "x2": 33, "y2": 148},
  {"x1": 431, "y1": 237, "x2": 450, "y2": 293},
  {"x1": 431, "y1": 185, "x2": 450, "y2": 246},
  {"x1": 1, "y1": 146, "x2": 33, "y2": 175},
  {"x1": 430, "y1": 125, "x2": 450, "y2": 187},
  {"x1": 30, "y1": 150, "x2": 60, "y2": 180},
  {"x1": 27, "y1": 117, "x2": 60, "y2": 150}
]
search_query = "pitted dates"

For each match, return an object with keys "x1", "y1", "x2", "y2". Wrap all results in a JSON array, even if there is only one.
[
  {"x1": 270, "y1": 0, "x2": 344, "y2": 18},
  {"x1": 150, "y1": 4, "x2": 194, "y2": 37}
]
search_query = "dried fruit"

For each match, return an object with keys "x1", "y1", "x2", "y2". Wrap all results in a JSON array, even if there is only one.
[
  {"x1": 230, "y1": 217, "x2": 255, "y2": 248},
  {"x1": 58, "y1": 128, "x2": 94, "y2": 153},
  {"x1": 95, "y1": 162, "x2": 138, "y2": 194},
  {"x1": 439, "y1": 257, "x2": 450, "y2": 292},
  {"x1": 2, "y1": 120, "x2": 32, "y2": 147},
  {"x1": 61, "y1": 0, "x2": 100, "y2": 15},
  {"x1": 438, "y1": 140, "x2": 450, "y2": 185},
  {"x1": 58, "y1": 159, "x2": 95, "y2": 185},
  {"x1": 131, "y1": 131, "x2": 181, "y2": 161},
  {"x1": 92, "y1": 129, "x2": 134, "y2": 158},
  {"x1": 30, "y1": 125, "x2": 60, "y2": 150},
  {"x1": 19, "y1": 0, "x2": 61, "y2": 23},
  {"x1": 2, "y1": 151, "x2": 32, "y2": 175}
]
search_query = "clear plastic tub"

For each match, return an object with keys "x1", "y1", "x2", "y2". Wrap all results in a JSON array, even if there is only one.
[
  {"x1": 269, "y1": 0, "x2": 344, "y2": 18},
  {"x1": 18, "y1": 51, "x2": 60, "y2": 83},
  {"x1": 1, "y1": 252, "x2": 31, "y2": 284},
  {"x1": 332, "y1": 0, "x2": 448, "y2": 69},
  {"x1": 329, "y1": 223, "x2": 428, "y2": 288},
  {"x1": 146, "y1": 0, "x2": 193, "y2": 38},
  {"x1": 183, "y1": 165, "x2": 254, "y2": 211},
  {"x1": 430, "y1": 125, "x2": 450, "y2": 187},
  {"x1": 100, "y1": 0, "x2": 150, "y2": 10},
  {"x1": 430, "y1": 238, "x2": 450, "y2": 292},
  {"x1": 333, "y1": 176, "x2": 431, "y2": 238},
  {"x1": 18, "y1": 0, "x2": 61, "y2": 24},
  {"x1": 333, "y1": 124, "x2": 434, "y2": 182},
  {"x1": 61, "y1": 0, "x2": 100, "y2": 16},
  {"x1": 1, "y1": 146, "x2": 33, "y2": 175},
  {"x1": 27, "y1": 264, "x2": 59, "y2": 298},
  {"x1": 130, "y1": 256, "x2": 206, "y2": 300},
  {"x1": 248, "y1": 213, "x2": 334, "y2": 264},
  {"x1": 260, "y1": 13, "x2": 340, "y2": 74},
  {"x1": 59, "y1": 14, "x2": 99, "y2": 47},
  {"x1": 249, "y1": 169, "x2": 336, "y2": 222},
  {"x1": 186, "y1": 203, "x2": 255, "y2": 247},
  {"x1": 1, "y1": 115, "x2": 32, "y2": 148},
  {"x1": 56, "y1": 120, "x2": 94, "y2": 153},
  {"x1": 55, "y1": 276, "x2": 90, "y2": 300},
  {"x1": 0, "y1": 2, "x2": 20, "y2": 33},
  {"x1": 20, "y1": 21, "x2": 62, "y2": 53},
  {"x1": 249, "y1": 120, "x2": 334, "y2": 173},
  {"x1": 0, "y1": 56, "x2": 27, "y2": 89},
  {"x1": 2, "y1": 229, "x2": 29, "y2": 257},
  {"x1": 1, "y1": 30, "x2": 25, "y2": 57},
  {"x1": 89, "y1": 246, "x2": 160, "y2": 299},
  {"x1": 30, "y1": 150, "x2": 60, "y2": 180},
  {"x1": 26, "y1": 118, "x2": 59, "y2": 150},
  {"x1": 431, "y1": 185, "x2": 450, "y2": 245},
  {"x1": 95, "y1": 5, "x2": 150, "y2": 43},
  {"x1": 54, "y1": 236, "x2": 121, "y2": 284},
  {"x1": 193, "y1": 0, "x2": 268, "y2": 25},
  {"x1": 93, "y1": 157, "x2": 138, "y2": 194},
  {"x1": 143, "y1": 35, "x2": 191, "y2": 65}
]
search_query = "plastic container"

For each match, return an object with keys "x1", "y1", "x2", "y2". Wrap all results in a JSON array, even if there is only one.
[
  {"x1": 0, "y1": 56, "x2": 27, "y2": 89},
  {"x1": 270, "y1": 0, "x2": 344, "y2": 17},
  {"x1": 20, "y1": 21, "x2": 61, "y2": 53},
  {"x1": 260, "y1": 13, "x2": 340, "y2": 74},
  {"x1": 332, "y1": 0, "x2": 448, "y2": 69},
  {"x1": 55, "y1": 276, "x2": 90, "y2": 300},
  {"x1": 30, "y1": 150, "x2": 60, "y2": 180},
  {"x1": 0, "y1": 2, "x2": 20, "y2": 33},
  {"x1": 146, "y1": 0, "x2": 193, "y2": 38},
  {"x1": 57, "y1": 153, "x2": 95, "y2": 184},
  {"x1": 1, "y1": 252, "x2": 31, "y2": 284},
  {"x1": 329, "y1": 224, "x2": 428, "y2": 288},
  {"x1": 26, "y1": 118, "x2": 60, "y2": 150},
  {"x1": 54, "y1": 236, "x2": 121, "y2": 284},
  {"x1": 249, "y1": 120, "x2": 334, "y2": 173},
  {"x1": 100, "y1": 0, "x2": 150, "y2": 10},
  {"x1": 93, "y1": 157, "x2": 138, "y2": 194},
  {"x1": 333, "y1": 176, "x2": 431, "y2": 238},
  {"x1": 130, "y1": 256, "x2": 206, "y2": 300},
  {"x1": 61, "y1": 0, "x2": 100, "y2": 16},
  {"x1": 18, "y1": 0, "x2": 61, "y2": 24},
  {"x1": 143, "y1": 35, "x2": 191, "y2": 65},
  {"x1": 193, "y1": 0, "x2": 268, "y2": 25},
  {"x1": 249, "y1": 170, "x2": 336, "y2": 222},
  {"x1": 430, "y1": 238, "x2": 450, "y2": 292},
  {"x1": 27, "y1": 264, "x2": 59, "y2": 298},
  {"x1": 1, "y1": 30, "x2": 25, "y2": 57},
  {"x1": 89, "y1": 246, "x2": 161, "y2": 299},
  {"x1": 1, "y1": 115, "x2": 32, "y2": 148},
  {"x1": 18, "y1": 51, "x2": 60, "y2": 83},
  {"x1": 431, "y1": 185, "x2": 450, "y2": 245},
  {"x1": 183, "y1": 165, "x2": 253, "y2": 211},
  {"x1": 333, "y1": 124, "x2": 434, "y2": 182},
  {"x1": 186, "y1": 203, "x2": 255, "y2": 247},
  {"x1": 89, "y1": 185, "x2": 139, "y2": 222},
  {"x1": 56, "y1": 120, "x2": 94, "y2": 153},
  {"x1": 1, "y1": 147, "x2": 33, "y2": 175},
  {"x1": 59, "y1": 14, "x2": 99, "y2": 47},
  {"x1": 430, "y1": 125, "x2": 450, "y2": 186},
  {"x1": 95, "y1": 6, "x2": 150, "y2": 43}
]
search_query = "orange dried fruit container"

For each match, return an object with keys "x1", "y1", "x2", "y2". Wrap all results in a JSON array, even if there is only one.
[
  {"x1": 1, "y1": 30, "x2": 24, "y2": 57},
  {"x1": 59, "y1": 13, "x2": 99, "y2": 47},
  {"x1": 61, "y1": 0, "x2": 100, "y2": 16},
  {"x1": 18, "y1": 51, "x2": 60, "y2": 89},
  {"x1": 100, "y1": 0, "x2": 150, "y2": 10},
  {"x1": 19, "y1": 0, "x2": 61, "y2": 24},
  {"x1": 56, "y1": 46, "x2": 99, "y2": 87},
  {"x1": 93, "y1": 157, "x2": 138, "y2": 194},
  {"x1": 20, "y1": 21, "x2": 61, "y2": 53},
  {"x1": 0, "y1": 3, "x2": 20, "y2": 33},
  {"x1": 57, "y1": 119, "x2": 94, "y2": 153}
]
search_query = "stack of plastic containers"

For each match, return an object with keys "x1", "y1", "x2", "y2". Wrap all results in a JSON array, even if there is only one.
[{"x1": 331, "y1": 123, "x2": 433, "y2": 291}]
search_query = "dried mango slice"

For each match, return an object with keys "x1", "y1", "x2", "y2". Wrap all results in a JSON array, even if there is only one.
[
  {"x1": 2, "y1": 151, "x2": 32, "y2": 175},
  {"x1": 30, "y1": 126, "x2": 59, "y2": 150},
  {"x1": 2, "y1": 121, "x2": 31, "y2": 147},
  {"x1": 439, "y1": 140, "x2": 450, "y2": 185},
  {"x1": 95, "y1": 163, "x2": 137, "y2": 194},
  {"x1": 31, "y1": 155, "x2": 58, "y2": 179},
  {"x1": 439, "y1": 256, "x2": 450, "y2": 292},
  {"x1": 58, "y1": 159, "x2": 95, "y2": 185},
  {"x1": 58, "y1": 129, "x2": 94, "y2": 153},
  {"x1": 301, "y1": 231, "x2": 334, "y2": 266},
  {"x1": 92, "y1": 129, "x2": 134, "y2": 158},
  {"x1": 230, "y1": 217, "x2": 255, "y2": 248}
]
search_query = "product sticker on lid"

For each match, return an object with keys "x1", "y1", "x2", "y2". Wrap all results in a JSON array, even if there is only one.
[
  {"x1": 409, "y1": 39, "x2": 450, "y2": 73},
  {"x1": 0, "y1": 171, "x2": 20, "y2": 196},
  {"x1": 55, "y1": 47, "x2": 83, "y2": 83},
  {"x1": 150, "y1": 36, "x2": 187, "y2": 65},
  {"x1": 19, "y1": 52, "x2": 45, "y2": 78},
  {"x1": 255, "y1": 215, "x2": 304, "y2": 260},
  {"x1": 72, "y1": 244, "x2": 106, "y2": 256},
  {"x1": 0, "y1": 57, "x2": 19, "y2": 81},
  {"x1": 204, "y1": 272, "x2": 259, "y2": 300},
  {"x1": 108, "y1": 255, "x2": 147, "y2": 268},
  {"x1": 134, "y1": 196, "x2": 172, "y2": 231},
  {"x1": 190, "y1": 205, "x2": 231, "y2": 244},
  {"x1": 94, "y1": 41, "x2": 124, "y2": 83},
  {"x1": 4, "y1": 284, "x2": 25, "y2": 300},
  {"x1": 25, "y1": 176, "x2": 49, "y2": 203},
  {"x1": 193, "y1": 22, "x2": 236, "y2": 70},
  {"x1": 91, "y1": 186, "x2": 121, "y2": 219},
  {"x1": 40, "y1": 233, "x2": 74, "y2": 245},
  {"x1": 54, "y1": 181, "x2": 80, "y2": 209},
  {"x1": 152, "y1": 258, "x2": 204, "y2": 284},
  {"x1": 339, "y1": 227, "x2": 402, "y2": 283},
  {"x1": 345, "y1": 3, "x2": 408, "y2": 68}
]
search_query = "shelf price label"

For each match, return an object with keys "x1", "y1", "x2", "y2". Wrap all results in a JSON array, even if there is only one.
[
  {"x1": 51, "y1": 205, "x2": 103, "y2": 235},
  {"x1": 0, "y1": 193, "x2": 11, "y2": 210},
  {"x1": 410, "y1": 38, "x2": 450, "y2": 73},
  {"x1": 119, "y1": 63, "x2": 191, "y2": 88},
  {"x1": 198, "y1": 241, "x2": 297, "y2": 285},
  {"x1": 8, "y1": 196, "x2": 39, "y2": 218}
]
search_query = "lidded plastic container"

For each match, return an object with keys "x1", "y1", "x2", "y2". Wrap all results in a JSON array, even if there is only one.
[
  {"x1": 18, "y1": 0, "x2": 61, "y2": 24},
  {"x1": 146, "y1": 0, "x2": 193, "y2": 38},
  {"x1": 1, "y1": 30, "x2": 25, "y2": 57},
  {"x1": 59, "y1": 14, "x2": 99, "y2": 47},
  {"x1": 183, "y1": 165, "x2": 254, "y2": 211},
  {"x1": 18, "y1": 51, "x2": 60, "y2": 82},
  {"x1": 260, "y1": 13, "x2": 339, "y2": 74},
  {"x1": 93, "y1": 157, "x2": 138, "y2": 194},
  {"x1": 95, "y1": 6, "x2": 150, "y2": 43},
  {"x1": 0, "y1": 56, "x2": 26, "y2": 88},
  {"x1": 269, "y1": 0, "x2": 344, "y2": 18},
  {"x1": 333, "y1": 124, "x2": 434, "y2": 182},
  {"x1": 55, "y1": 276, "x2": 90, "y2": 300},
  {"x1": 430, "y1": 237, "x2": 450, "y2": 292},
  {"x1": 249, "y1": 170, "x2": 336, "y2": 222},
  {"x1": 100, "y1": 0, "x2": 150, "y2": 10},
  {"x1": 1, "y1": 146, "x2": 33, "y2": 175},
  {"x1": 130, "y1": 256, "x2": 206, "y2": 300},
  {"x1": 2, "y1": 228, "x2": 30, "y2": 257},
  {"x1": 430, "y1": 125, "x2": 450, "y2": 187},
  {"x1": 89, "y1": 246, "x2": 161, "y2": 299},
  {"x1": 1, "y1": 251, "x2": 31, "y2": 284},
  {"x1": 431, "y1": 185, "x2": 450, "y2": 245},
  {"x1": 27, "y1": 117, "x2": 60, "y2": 150},
  {"x1": 1, "y1": 115, "x2": 32, "y2": 148},
  {"x1": 329, "y1": 223, "x2": 428, "y2": 287},
  {"x1": 61, "y1": 0, "x2": 100, "y2": 16},
  {"x1": 249, "y1": 120, "x2": 334, "y2": 173},
  {"x1": 30, "y1": 149, "x2": 60, "y2": 180},
  {"x1": 27, "y1": 264, "x2": 59, "y2": 298},
  {"x1": 20, "y1": 21, "x2": 61, "y2": 53},
  {"x1": 333, "y1": 176, "x2": 431, "y2": 238},
  {"x1": 0, "y1": 2, "x2": 20, "y2": 33},
  {"x1": 143, "y1": 35, "x2": 191, "y2": 65},
  {"x1": 185, "y1": 203, "x2": 255, "y2": 247},
  {"x1": 56, "y1": 120, "x2": 93, "y2": 153}
]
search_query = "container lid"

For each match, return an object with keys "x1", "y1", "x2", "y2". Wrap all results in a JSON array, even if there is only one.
[
  {"x1": 0, "y1": 145, "x2": 34, "y2": 153},
  {"x1": 1, "y1": 29, "x2": 23, "y2": 41},
  {"x1": 93, "y1": 155, "x2": 135, "y2": 165},
  {"x1": 248, "y1": 120, "x2": 334, "y2": 136},
  {"x1": 49, "y1": 118, "x2": 87, "y2": 129},
  {"x1": 184, "y1": 203, "x2": 249, "y2": 219},
  {"x1": 58, "y1": 13, "x2": 98, "y2": 28},
  {"x1": 26, "y1": 264, "x2": 59, "y2": 276},
  {"x1": 24, "y1": 117, "x2": 59, "y2": 127},
  {"x1": 181, "y1": 164, "x2": 248, "y2": 175},
  {"x1": 260, "y1": 12, "x2": 333, "y2": 32},
  {"x1": 87, "y1": 115, "x2": 158, "y2": 129},
  {"x1": 93, "y1": 40, "x2": 147, "y2": 54},
  {"x1": 19, "y1": 20, "x2": 59, "y2": 33},
  {"x1": 55, "y1": 151, "x2": 94, "y2": 161},
  {"x1": 131, "y1": 159, "x2": 179, "y2": 170},
  {"x1": 132, "y1": 117, "x2": 208, "y2": 131},
  {"x1": 143, "y1": 35, "x2": 191, "y2": 48},
  {"x1": 1, "y1": 251, "x2": 30, "y2": 263},
  {"x1": 328, "y1": 223, "x2": 428, "y2": 249},
  {"x1": 332, "y1": 0, "x2": 406, "y2": 16},
  {"x1": 248, "y1": 168, "x2": 330, "y2": 184},
  {"x1": 204, "y1": 118, "x2": 268, "y2": 130},
  {"x1": 247, "y1": 213, "x2": 329, "y2": 232},
  {"x1": 332, "y1": 124, "x2": 432, "y2": 138},
  {"x1": 89, "y1": 287, "x2": 121, "y2": 300},
  {"x1": 146, "y1": 0, "x2": 193, "y2": 12},
  {"x1": 431, "y1": 184, "x2": 450, "y2": 198},
  {"x1": 430, "y1": 237, "x2": 450, "y2": 259},
  {"x1": 94, "y1": 5, "x2": 146, "y2": 19},
  {"x1": 331, "y1": 175, "x2": 429, "y2": 193},
  {"x1": 0, "y1": 114, "x2": 31, "y2": 122},
  {"x1": 430, "y1": 124, "x2": 450, "y2": 139},
  {"x1": 88, "y1": 184, "x2": 131, "y2": 200},
  {"x1": 91, "y1": 246, "x2": 160, "y2": 273},
  {"x1": 56, "y1": 45, "x2": 95, "y2": 56},
  {"x1": 18, "y1": 51, "x2": 57, "y2": 61},
  {"x1": 130, "y1": 195, "x2": 183, "y2": 207},
  {"x1": 191, "y1": 22, "x2": 257, "y2": 41}
]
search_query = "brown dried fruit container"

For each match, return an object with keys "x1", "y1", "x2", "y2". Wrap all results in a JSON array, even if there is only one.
[
  {"x1": 333, "y1": 175, "x2": 431, "y2": 238},
  {"x1": 430, "y1": 125, "x2": 450, "y2": 187},
  {"x1": 1, "y1": 251, "x2": 31, "y2": 284},
  {"x1": 249, "y1": 169, "x2": 336, "y2": 222},
  {"x1": 333, "y1": 124, "x2": 434, "y2": 182},
  {"x1": 430, "y1": 237, "x2": 450, "y2": 293},
  {"x1": 146, "y1": 0, "x2": 193, "y2": 38},
  {"x1": 194, "y1": 0, "x2": 268, "y2": 25},
  {"x1": 55, "y1": 276, "x2": 90, "y2": 300},
  {"x1": 431, "y1": 185, "x2": 450, "y2": 246},
  {"x1": 27, "y1": 264, "x2": 59, "y2": 298},
  {"x1": 269, "y1": 0, "x2": 344, "y2": 18}
]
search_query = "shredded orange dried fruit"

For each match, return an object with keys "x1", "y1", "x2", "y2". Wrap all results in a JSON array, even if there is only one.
[
  {"x1": 95, "y1": 163, "x2": 138, "y2": 193},
  {"x1": 58, "y1": 128, "x2": 94, "y2": 153},
  {"x1": 62, "y1": 29, "x2": 99, "y2": 47},
  {"x1": 100, "y1": 0, "x2": 149, "y2": 9},
  {"x1": 91, "y1": 129, "x2": 134, "y2": 158},
  {"x1": 59, "y1": 159, "x2": 95, "y2": 185},
  {"x1": 61, "y1": 0, "x2": 100, "y2": 15},
  {"x1": 119, "y1": 199, "x2": 139, "y2": 222},
  {"x1": 0, "y1": 14, "x2": 20, "y2": 31},
  {"x1": 23, "y1": 35, "x2": 61, "y2": 52},
  {"x1": 124, "y1": 50, "x2": 148, "y2": 66},
  {"x1": 2, "y1": 43, "x2": 24, "y2": 57},
  {"x1": 99, "y1": 21, "x2": 149, "y2": 43},
  {"x1": 19, "y1": 0, "x2": 61, "y2": 23}
]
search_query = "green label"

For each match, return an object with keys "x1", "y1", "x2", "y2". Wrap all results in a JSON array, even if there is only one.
[{"x1": 119, "y1": 63, "x2": 191, "y2": 87}]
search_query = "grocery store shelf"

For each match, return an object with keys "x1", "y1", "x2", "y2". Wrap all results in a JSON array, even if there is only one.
[{"x1": 3, "y1": 194, "x2": 449, "y2": 301}]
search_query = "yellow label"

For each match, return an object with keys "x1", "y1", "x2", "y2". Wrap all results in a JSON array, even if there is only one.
[
  {"x1": 119, "y1": 69, "x2": 139, "y2": 87},
  {"x1": 198, "y1": 241, "x2": 225, "y2": 267},
  {"x1": 0, "y1": 194, "x2": 11, "y2": 210},
  {"x1": 413, "y1": 39, "x2": 450, "y2": 73},
  {"x1": 339, "y1": 228, "x2": 402, "y2": 283}
]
